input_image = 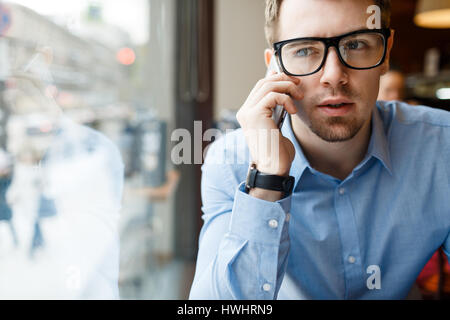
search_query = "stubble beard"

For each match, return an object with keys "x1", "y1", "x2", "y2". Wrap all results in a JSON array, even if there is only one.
[
  {"x1": 294, "y1": 89, "x2": 366, "y2": 143},
  {"x1": 309, "y1": 115, "x2": 364, "y2": 143}
]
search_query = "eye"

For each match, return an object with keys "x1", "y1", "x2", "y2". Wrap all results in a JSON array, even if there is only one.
[
  {"x1": 294, "y1": 47, "x2": 315, "y2": 57},
  {"x1": 345, "y1": 40, "x2": 367, "y2": 50}
]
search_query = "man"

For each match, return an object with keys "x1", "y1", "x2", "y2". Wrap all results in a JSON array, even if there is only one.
[{"x1": 190, "y1": 0, "x2": 450, "y2": 299}]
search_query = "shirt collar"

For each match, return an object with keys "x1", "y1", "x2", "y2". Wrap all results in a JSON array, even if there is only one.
[
  {"x1": 280, "y1": 104, "x2": 393, "y2": 186},
  {"x1": 280, "y1": 114, "x2": 312, "y2": 187},
  {"x1": 366, "y1": 103, "x2": 393, "y2": 175}
]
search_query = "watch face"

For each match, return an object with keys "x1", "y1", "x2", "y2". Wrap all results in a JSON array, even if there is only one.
[
  {"x1": 245, "y1": 164, "x2": 258, "y2": 190},
  {"x1": 245, "y1": 170, "x2": 251, "y2": 189}
]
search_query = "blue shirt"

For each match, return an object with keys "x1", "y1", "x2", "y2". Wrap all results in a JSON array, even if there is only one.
[{"x1": 189, "y1": 101, "x2": 450, "y2": 300}]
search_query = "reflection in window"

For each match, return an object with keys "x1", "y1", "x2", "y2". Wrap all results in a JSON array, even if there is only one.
[{"x1": 0, "y1": 1, "x2": 184, "y2": 300}]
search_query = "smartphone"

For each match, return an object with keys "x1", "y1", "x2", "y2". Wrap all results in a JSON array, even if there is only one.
[{"x1": 266, "y1": 55, "x2": 288, "y2": 129}]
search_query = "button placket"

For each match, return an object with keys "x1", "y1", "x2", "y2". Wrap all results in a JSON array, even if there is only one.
[
  {"x1": 268, "y1": 219, "x2": 278, "y2": 229},
  {"x1": 262, "y1": 283, "x2": 272, "y2": 292},
  {"x1": 334, "y1": 184, "x2": 364, "y2": 298}
]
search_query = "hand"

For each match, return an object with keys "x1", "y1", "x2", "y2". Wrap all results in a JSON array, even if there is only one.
[
  {"x1": 236, "y1": 72, "x2": 303, "y2": 177},
  {"x1": 133, "y1": 170, "x2": 180, "y2": 202}
]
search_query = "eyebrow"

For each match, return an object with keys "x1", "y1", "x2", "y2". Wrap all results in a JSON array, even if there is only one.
[
  {"x1": 285, "y1": 40, "x2": 321, "y2": 46},
  {"x1": 279, "y1": 28, "x2": 378, "y2": 43}
]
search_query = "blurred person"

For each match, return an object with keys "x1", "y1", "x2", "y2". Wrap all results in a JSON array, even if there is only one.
[
  {"x1": 190, "y1": 0, "x2": 450, "y2": 300},
  {"x1": 0, "y1": 48, "x2": 124, "y2": 299},
  {"x1": 378, "y1": 69, "x2": 405, "y2": 101},
  {"x1": 378, "y1": 68, "x2": 419, "y2": 105},
  {"x1": 0, "y1": 149, "x2": 16, "y2": 247}
]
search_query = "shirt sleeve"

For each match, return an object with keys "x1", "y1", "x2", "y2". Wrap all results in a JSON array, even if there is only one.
[
  {"x1": 189, "y1": 139, "x2": 292, "y2": 300},
  {"x1": 442, "y1": 125, "x2": 450, "y2": 260}
]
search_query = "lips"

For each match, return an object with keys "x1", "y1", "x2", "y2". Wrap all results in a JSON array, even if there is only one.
[
  {"x1": 318, "y1": 98, "x2": 354, "y2": 107},
  {"x1": 317, "y1": 98, "x2": 354, "y2": 116}
]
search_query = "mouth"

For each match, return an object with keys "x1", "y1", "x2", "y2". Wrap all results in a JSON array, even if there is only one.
[{"x1": 317, "y1": 98, "x2": 355, "y2": 116}]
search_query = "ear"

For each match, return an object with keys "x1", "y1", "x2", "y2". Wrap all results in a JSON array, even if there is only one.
[
  {"x1": 380, "y1": 29, "x2": 395, "y2": 76},
  {"x1": 264, "y1": 48, "x2": 274, "y2": 68}
]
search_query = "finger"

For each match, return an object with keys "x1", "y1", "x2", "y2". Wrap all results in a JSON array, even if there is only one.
[
  {"x1": 252, "y1": 80, "x2": 303, "y2": 105},
  {"x1": 252, "y1": 73, "x2": 300, "y2": 95},
  {"x1": 243, "y1": 74, "x2": 301, "y2": 113},
  {"x1": 267, "y1": 72, "x2": 301, "y2": 84},
  {"x1": 256, "y1": 92, "x2": 298, "y2": 116}
]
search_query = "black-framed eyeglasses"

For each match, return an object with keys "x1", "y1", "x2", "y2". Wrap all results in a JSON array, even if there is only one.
[{"x1": 273, "y1": 28, "x2": 391, "y2": 77}]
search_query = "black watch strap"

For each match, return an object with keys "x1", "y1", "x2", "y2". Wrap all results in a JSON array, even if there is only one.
[{"x1": 245, "y1": 163, "x2": 295, "y2": 196}]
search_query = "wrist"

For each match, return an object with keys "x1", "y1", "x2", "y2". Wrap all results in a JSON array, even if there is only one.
[
  {"x1": 256, "y1": 165, "x2": 291, "y2": 177},
  {"x1": 254, "y1": 160, "x2": 292, "y2": 177},
  {"x1": 245, "y1": 163, "x2": 295, "y2": 200}
]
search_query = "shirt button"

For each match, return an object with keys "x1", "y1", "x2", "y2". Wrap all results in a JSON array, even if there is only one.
[
  {"x1": 348, "y1": 256, "x2": 356, "y2": 264},
  {"x1": 263, "y1": 283, "x2": 272, "y2": 292},
  {"x1": 285, "y1": 213, "x2": 291, "y2": 223},
  {"x1": 268, "y1": 219, "x2": 278, "y2": 229},
  {"x1": 339, "y1": 188, "x2": 346, "y2": 195}
]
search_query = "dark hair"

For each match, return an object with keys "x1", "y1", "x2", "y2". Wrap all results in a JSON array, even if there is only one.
[{"x1": 265, "y1": 0, "x2": 392, "y2": 46}]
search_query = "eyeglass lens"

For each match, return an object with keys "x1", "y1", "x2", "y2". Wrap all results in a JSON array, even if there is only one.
[{"x1": 280, "y1": 32, "x2": 386, "y2": 75}]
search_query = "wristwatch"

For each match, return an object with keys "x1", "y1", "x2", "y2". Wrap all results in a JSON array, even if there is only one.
[{"x1": 245, "y1": 163, "x2": 295, "y2": 196}]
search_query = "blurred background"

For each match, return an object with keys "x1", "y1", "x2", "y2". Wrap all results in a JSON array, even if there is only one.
[{"x1": 0, "y1": 0, "x2": 448, "y2": 300}]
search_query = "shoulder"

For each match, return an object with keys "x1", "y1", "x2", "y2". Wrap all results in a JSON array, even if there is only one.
[
  {"x1": 377, "y1": 101, "x2": 450, "y2": 175},
  {"x1": 65, "y1": 118, "x2": 123, "y2": 163},
  {"x1": 52, "y1": 118, "x2": 124, "y2": 188},
  {"x1": 377, "y1": 101, "x2": 450, "y2": 128},
  {"x1": 376, "y1": 101, "x2": 450, "y2": 153},
  {"x1": 69, "y1": 121, "x2": 125, "y2": 199}
]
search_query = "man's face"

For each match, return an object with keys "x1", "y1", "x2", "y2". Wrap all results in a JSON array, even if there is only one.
[{"x1": 277, "y1": 0, "x2": 392, "y2": 142}]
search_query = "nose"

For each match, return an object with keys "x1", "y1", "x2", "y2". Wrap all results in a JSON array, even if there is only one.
[{"x1": 319, "y1": 47, "x2": 349, "y2": 88}]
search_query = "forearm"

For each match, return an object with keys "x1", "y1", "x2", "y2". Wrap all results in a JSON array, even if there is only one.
[{"x1": 190, "y1": 183, "x2": 291, "y2": 300}]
